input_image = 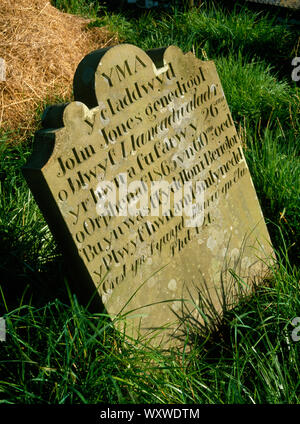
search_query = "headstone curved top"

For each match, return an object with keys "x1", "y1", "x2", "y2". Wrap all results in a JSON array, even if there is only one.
[{"x1": 23, "y1": 44, "x2": 274, "y2": 347}]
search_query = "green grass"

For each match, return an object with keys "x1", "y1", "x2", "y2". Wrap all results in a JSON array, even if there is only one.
[
  {"x1": 216, "y1": 53, "x2": 298, "y2": 124},
  {"x1": 96, "y1": 2, "x2": 297, "y2": 76},
  {"x1": 1, "y1": 256, "x2": 299, "y2": 403},
  {"x1": 51, "y1": 0, "x2": 101, "y2": 18},
  {"x1": 244, "y1": 124, "x2": 300, "y2": 266},
  {"x1": 0, "y1": 1, "x2": 299, "y2": 404}
]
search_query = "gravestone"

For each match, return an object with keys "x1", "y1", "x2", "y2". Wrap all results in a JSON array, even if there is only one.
[
  {"x1": 246, "y1": 0, "x2": 300, "y2": 9},
  {"x1": 23, "y1": 44, "x2": 274, "y2": 347}
]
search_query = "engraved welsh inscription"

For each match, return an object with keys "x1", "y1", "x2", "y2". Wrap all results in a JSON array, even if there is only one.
[{"x1": 23, "y1": 45, "x2": 274, "y2": 346}]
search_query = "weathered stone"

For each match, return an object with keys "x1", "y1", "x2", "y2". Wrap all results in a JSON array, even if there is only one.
[
  {"x1": 23, "y1": 44, "x2": 274, "y2": 347},
  {"x1": 246, "y1": 0, "x2": 300, "y2": 9}
]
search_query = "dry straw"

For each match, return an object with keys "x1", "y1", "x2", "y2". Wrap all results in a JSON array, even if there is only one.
[{"x1": 0, "y1": 0, "x2": 118, "y2": 141}]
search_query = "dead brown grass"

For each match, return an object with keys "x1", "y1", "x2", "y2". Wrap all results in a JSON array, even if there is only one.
[{"x1": 0, "y1": 0, "x2": 118, "y2": 141}]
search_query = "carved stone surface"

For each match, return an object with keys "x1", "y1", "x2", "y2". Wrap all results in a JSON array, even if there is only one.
[
  {"x1": 246, "y1": 0, "x2": 300, "y2": 9},
  {"x1": 23, "y1": 44, "x2": 274, "y2": 346}
]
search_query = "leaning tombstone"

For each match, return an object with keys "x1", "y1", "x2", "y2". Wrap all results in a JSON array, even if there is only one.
[
  {"x1": 23, "y1": 44, "x2": 274, "y2": 347},
  {"x1": 246, "y1": 0, "x2": 300, "y2": 9}
]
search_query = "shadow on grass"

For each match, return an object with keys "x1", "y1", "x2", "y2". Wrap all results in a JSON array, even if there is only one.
[{"x1": 0, "y1": 226, "x2": 70, "y2": 315}]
